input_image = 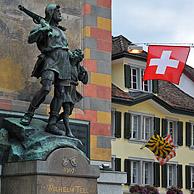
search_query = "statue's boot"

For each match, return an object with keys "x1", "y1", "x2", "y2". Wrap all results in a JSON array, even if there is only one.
[
  {"x1": 46, "y1": 114, "x2": 65, "y2": 136},
  {"x1": 20, "y1": 104, "x2": 36, "y2": 126},
  {"x1": 20, "y1": 84, "x2": 51, "y2": 126},
  {"x1": 63, "y1": 117, "x2": 74, "y2": 138}
]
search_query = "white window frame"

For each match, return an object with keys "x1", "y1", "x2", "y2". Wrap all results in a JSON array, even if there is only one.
[
  {"x1": 142, "y1": 161, "x2": 153, "y2": 185},
  {"x1": 141, "y1": 69, "x2": 152, "y2": 92},
  {"x1": 129, "y1": 65, "x2": 152, "y2": 92},
  {"x1": 167, "y1": 120, "x2": 178, "y2": 145},
  {"x1": 111, "y1": 155, "x2": 116, "y2": 171},
  {"x1": 167, "y1": 164, "x2": 177, "y2": 188},
  {"x1": 142, "y1": 116, "x2": 154, "y2": 140},
  {"x1": 131, "y1": 67, "x2": 139, "y2": 90},
  {"x1": 130, "y1": 113, "x2": 154, "y2": 141},
  {"x1": 131, "y1": 114, "x2": 141, "y2": 139},
  {"x1": 191, "y1": 166, "x2": 194, "y2": 189},
  {"x1": 129, "y1": 158, "x2": 154, "y2": 185},
  {"x1": 131, "y1": 160, "x2": 140, "y2": 184},
  {"x1": 111, "y1": 109, "x2": 116, "y2": 138},
  {"x1": 191, "y1": 123, "x2": 194, "y2": 147}
]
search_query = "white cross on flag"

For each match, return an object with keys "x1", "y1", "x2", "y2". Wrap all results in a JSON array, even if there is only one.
[{"x1": 144, "y1": 45, "x2": 190, "y2": 84}]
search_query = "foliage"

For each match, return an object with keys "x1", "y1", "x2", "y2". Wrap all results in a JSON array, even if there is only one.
[
  {"x1": 130, "y1": 185, "x2": 159, "y2": 194},
  {"x1": 166, "y1": 186, "x2": 183, "y2": 194}
]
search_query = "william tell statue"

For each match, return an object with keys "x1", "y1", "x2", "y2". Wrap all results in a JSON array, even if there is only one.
[
  {"x1": 19, "y1": 4, "x2": 88, "y2": 137},
  {"x1": 0, "y1": 4, "x2": 100, "y2": 194},
  {"x1": 0, "y1": 4, "x2": 88, "y2": 162}
]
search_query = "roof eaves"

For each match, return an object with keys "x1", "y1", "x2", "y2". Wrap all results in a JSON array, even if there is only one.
[
  {"x1": 152, "y1": 95, "x2": 194, "y2": 116},
  {"x1": 112, "y1": 93, "x2": 154, "y2": 106},
  {"x1": 112, "y1": 51, "x2": 147, "y2": 61},
  {"x1": 112, "y1": 94, "x2": 194, "y2": 116}
]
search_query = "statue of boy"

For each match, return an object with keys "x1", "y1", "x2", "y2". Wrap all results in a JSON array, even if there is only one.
[
  {"x1": 52, "y1": 49, "x2": 88, "y2": 137},
  {"x1": 20, "y1": 4, "x2": 86, "y2": 136}
]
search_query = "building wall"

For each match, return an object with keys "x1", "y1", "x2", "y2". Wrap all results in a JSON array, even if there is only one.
[
  {"x1": 112, "y1": 98, "x2": 194, "y2": 194},
  {"x1": 0, "y1": 0, "x2": 81, "y2": 103},
  {"x1": 112, "y1": 57, "x2": 146, "y2": 92},
  {"x1": 74, "y1": 0, "x2": 112, "y2": 162},
  {"x1": 0, "y1": 0, "x2": 112, "y2": 162},
  {"x1": 112, "y1": 59, "x2": 125, "y2": 91}
]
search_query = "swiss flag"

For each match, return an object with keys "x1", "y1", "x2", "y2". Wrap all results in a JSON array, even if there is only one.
[{"x1": 144, "y1": 45, "x2": 190, "y2": 84}]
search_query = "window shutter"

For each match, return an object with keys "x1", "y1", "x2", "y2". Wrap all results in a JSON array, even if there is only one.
[
  {"x1": 124, "y1": 112, "x2": 131, "y2": 139},
  {"x1": 153, "y1": 162, "x2": 160, "y2": 187},
  {"x1": 115, "y1": 157, "x2": 121, "y2": 171},
  {"x1": 115, "y1": 111, "x2": 121, "y2": 138},
  {"x1": 154, "y1": 117, "x2": 160, "y2": 135},
  {"x1": 185, "y1": 165, "x2": 191, "y2": 189},
  {"x1": 152, "y1": 80, "x2": 158, "y2": 94},
  {"x1": 124, "y1": 64, "x2": 131, "y2": 88},
  {"x1": 124, "y1": 159, "x2": 131, "y2": 185},
  {"x1": 177, "y1": 121, "x2": 183, "y2": 146},
  {"x1": 186, "y1": 122, "x2": 191, "y2": 147},
  {"x1": 162, "y1": 119, "x2": 168, "y2": 137},
  {"x1": 162, "y1": 164, "x2": 167, "y2": 188},
  {"x1": 177, "y1": 164, "x2": 183, "y2": 189}
]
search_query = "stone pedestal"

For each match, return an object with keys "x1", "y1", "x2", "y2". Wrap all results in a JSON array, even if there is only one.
[
  {"x1": 1, "y1": 148, "x2": 100, "y2": 194},
  {"x1": 97, "y1": 171, "x2": 127, "y2": 194}
]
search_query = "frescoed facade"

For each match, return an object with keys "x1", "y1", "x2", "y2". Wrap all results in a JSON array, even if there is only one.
[{"x1": 0, "y1": 0, "x2": 112, "y2": 164}]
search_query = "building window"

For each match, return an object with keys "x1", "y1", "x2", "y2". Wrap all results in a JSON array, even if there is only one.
[
  {"x1": 142, "y1": 116, "x2": 153, "y2": 140},
  {"x1": 125, "y1": 159, "x2": 154, "y2": 185},
  {"x1": 141, "y1": 69, "x2": 150, "y2": 92},
  {"x1": 111, "y1": 110, "x2": 115, "y2": 137},
  {"x1": 192, "y1": 167, "x2": 194, "y2": 189},
  {"x1": 129, "y1": 67, "x2": 152, "y2": 92},
  {"x1": 191, "y1": 123, "x2": 194, "y2": 147},
  {"x1": 142, "y1": 162, "x2": 153, "y2": 185},
  {"x1": 111, "y1": 156, "x2": 121, "y2": 171},
  {"x1": 131, "y1": 115, "x2": 141, "y2": 139},
  {"x1": 131, "y1": 114, "x2": 153, "y2": 141},
  {"x1": 131, "y1": 68, "x2": 139, "y2": 89},
  {"x1": 167, "y1": 164, "x2": 177, "y2": 187},
  {"x1": 131, "y1": 161, "x2": 140, "y2": 184},
  {"x1": 168, "y1": 120, "x2": 177, "y2": 144},
  {"x1": 124, "y1": 64, "x2": 152, "y2": 92}
]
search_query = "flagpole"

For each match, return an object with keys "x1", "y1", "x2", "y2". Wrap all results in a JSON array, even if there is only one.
[{"x1": 130, "y1": 42, "x2": 194, "y2": 47}]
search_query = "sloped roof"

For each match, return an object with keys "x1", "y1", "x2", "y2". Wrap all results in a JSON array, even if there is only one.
[
  {"x1": 112, "y1": 35, "x2": 147, "y2": 60},
  {"x1": 112, "y1": 83, "x2": 194, "y2": 116},
  {"x1": 184, "y1": 65, "x2": 194, "y2": 82},
  {"x1": 157, "y1": 80, "x2": 194, "y2": 112}
]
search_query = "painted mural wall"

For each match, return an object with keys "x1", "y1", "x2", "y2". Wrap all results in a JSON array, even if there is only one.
[
  {"x1": 0, "y1": 0, "x2": 81, "y2": 102},
  {"x1": 0, "y1": 0, "x2": 113, "y2": 162}
]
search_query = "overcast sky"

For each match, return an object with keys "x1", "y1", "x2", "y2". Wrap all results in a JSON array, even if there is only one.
[{"x1": 112, "y1": 0, "x2": 194, "y2": 67}]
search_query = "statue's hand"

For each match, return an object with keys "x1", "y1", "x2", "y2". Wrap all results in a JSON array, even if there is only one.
[
  {"x1": 74, "y1": 49, "x2": 84, "y2": 62},
  {"x1": 39, "y1": 19, "x2": 52, "y2": 34},
  {"x1": 40, "y1": 26, "x2": 52, "y2": 32}
]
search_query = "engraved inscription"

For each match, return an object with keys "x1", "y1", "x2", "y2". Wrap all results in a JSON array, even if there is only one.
[
  {"x1": 62, "y1": 156, "x2": 77, "y2": 174},
  {"x1": 45, "y1": 184, "x2": 89, "y2": 194},
  {"x1": 63, "y1": 167, "x2": 75, "y2": 174},
  {"x1": 62, "y1": 157, "x2": 77, "y2": 167}
]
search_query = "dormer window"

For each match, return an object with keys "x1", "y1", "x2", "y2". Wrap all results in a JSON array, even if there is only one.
[
  {"x1": 131, "y1": 68, "x2": 139, "y2": 89},
  {"x1": 125, "y1": 64, "x2": 153, "y2": 92}
]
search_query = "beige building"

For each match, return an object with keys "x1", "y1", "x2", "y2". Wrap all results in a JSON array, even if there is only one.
[{"x1": 111, "y1": 35, "x2": 194, "y2": 194}]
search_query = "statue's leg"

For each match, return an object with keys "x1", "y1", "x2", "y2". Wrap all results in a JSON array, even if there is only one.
[
  {"x1": 20, "y1": 70, "x2": 54, "y2": 126},
  {"x1": 46, "y1": 84, "x2": 65, "y2": 136},
  {"x1": 62, "y1": 103, "x2": 74, "y2": 137}
]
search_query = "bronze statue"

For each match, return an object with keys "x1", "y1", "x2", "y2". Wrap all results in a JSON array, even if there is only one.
[{"x1": 19, "y1": 4, "x2": 88, "y2": 136}]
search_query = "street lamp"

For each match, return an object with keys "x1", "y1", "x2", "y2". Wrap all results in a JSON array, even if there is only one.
[{"x1": 128, "y1": 45, "x2": 144, "y2": 54}]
